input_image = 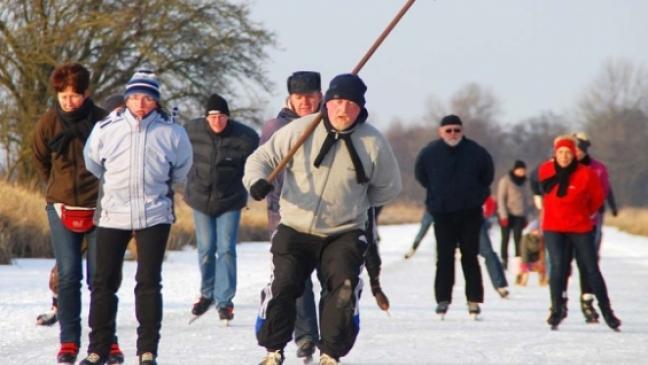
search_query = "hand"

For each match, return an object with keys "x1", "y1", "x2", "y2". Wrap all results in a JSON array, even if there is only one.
[
  {"x1": 611, "y1": 208, "x2": 618, "y2": 217},
  {"x1": 499, "y1": 217, "x2": 509, "y2": 228},
  {"x1": 250, "y1": 179, "x2": 273, "y2": 201},
  {"x1": 370, "y1": 278, "x2": 390, "y2": 311}
]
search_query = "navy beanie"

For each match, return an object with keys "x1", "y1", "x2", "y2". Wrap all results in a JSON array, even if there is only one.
[
  {"x1": 440, "y1": 114, "x2": 463, "y2": 126},
  {"x1": 205, "y1": 94, "x2": 229, "y2": 116},
  {"x1": 513, "y1": 160, "x2": 526, "y2": 169},
  {"x1": 324, "y1": 74, "x2": 366, "y2": 107},
  {"x1": 124, "y1": 69, "x2": 160, "y2": 101},
  {"x1": 287, "y1": 71, "x2": 321, "y2": 94}
]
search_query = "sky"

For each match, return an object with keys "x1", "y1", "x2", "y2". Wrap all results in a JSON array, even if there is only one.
[
  {"x1": 243, "y1": 0, "x2": 648, "y2": 128},
  {"x1": 3, "y1": 224, "x2": 647, "y2": 363}
]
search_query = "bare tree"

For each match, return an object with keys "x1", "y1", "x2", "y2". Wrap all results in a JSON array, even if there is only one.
[{"x1": 0, "y1": 0, "x2": 275, "y2": 181}]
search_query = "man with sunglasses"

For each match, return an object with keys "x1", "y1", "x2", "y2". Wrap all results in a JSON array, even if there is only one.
[{"x1": 414, "y1": 114, "x2": 494, "y2": 319}]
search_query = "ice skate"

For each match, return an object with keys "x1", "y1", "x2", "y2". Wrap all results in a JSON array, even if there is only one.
[
  {"x1": 436, "y1": 301, "x2": 449, "y2": 320},
  {"x1": 259, "y1": 350, "x2": 284, "y2": 365},
  {"x1": 296, "y1": 339, "x2": 316, "y2": 364},
  {"x1": 188, "y1": 296, "x2": 213, "y2": 324},
  {"x1": 56, "y1": 342, "x2": 78, "y2": 365},
  {"x1": 580, "y1": 294, "x2": 600, "y2": 324},
  {"x1": 467, "y1": 301, "x2": 481, "y2": 320},
  {"x1": 218, "y1": 305, "x2": 234, "y2": 327}
]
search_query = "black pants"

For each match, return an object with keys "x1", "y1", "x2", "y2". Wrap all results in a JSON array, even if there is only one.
[
  {"x1": 257, "y1": 225, "x2": 367, "y2": 359},
  {"x1": 544, "y1": 231, "x2": 611, "y2": 311},
  {"x1": 500, "y1": 214, "x2": 526, "y2": 263},
  {"x1": 566, "y1": 224, "x2": 602, "y2": 296},
  {"x1": 88, "y1": 224, "x2": 170, "y2": 357},
  {"x1": 433, "y1": 208, "x2": 484, "y2": 303}
]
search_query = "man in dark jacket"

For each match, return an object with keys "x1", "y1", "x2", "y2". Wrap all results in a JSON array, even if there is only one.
[
  {"x1": 414, "y1": 114, "x2": 494, "y2": 318},
  {"x1": 184, "y1": 94, "x2": 259, "y2": 323}
]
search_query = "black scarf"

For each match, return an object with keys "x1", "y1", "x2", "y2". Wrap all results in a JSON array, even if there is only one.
[
  {"x1": 580, "y1": 154, "x2": 591, "y2": 166},
  {"x1": 509, "y1": 171, "x2": 527, "y2": 186},
  {"x1": 313, "y1": 108, "x2": 369, "y2": 184},
  {"x1": 541, "y1": 159, "x2": 578, "y2": 197},
  {"x1": 49, "y1": 98, "x2": 98, "y2": 156}
]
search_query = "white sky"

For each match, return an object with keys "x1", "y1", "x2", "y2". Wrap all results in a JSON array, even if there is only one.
[{"x1": 245, "y1": 0, "x2": 648, "y2": 127}]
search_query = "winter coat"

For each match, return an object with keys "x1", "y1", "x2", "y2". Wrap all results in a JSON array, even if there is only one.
[
  {"x1": 243, "y1": 113, "x2": 401, "y2": 237},
  {"x1": 496, "y1": 173, "x2": 531, "y2": 219},
  {"x1": 184, "y1": 118, "x2": 259, "y2": 217},
  {"x1": 538, "y1": 160, "x2": 604, "y2": 233},
  {"x1": 84, "y1": 108, "x2": 193, "y2": 230},
  {"x1": 414, "y1": 137, "x2": 494, "y2": 214},
  {"x1": 32, "y1": 103, "x2": 107, "y2": 207},
  {"x1": 259, "y1": 108, "x2": 301, "y2": 213}
]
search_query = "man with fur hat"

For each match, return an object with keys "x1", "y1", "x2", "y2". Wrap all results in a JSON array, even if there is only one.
[
  {"x1": 414, "y1": 114, "x2": 494, "y2": 319},
  {"x1": 245, "y1": 73, "x2": 401, "y2": 365},
  {"x1": 496, "y1": 159, "x2": 532, "y2": 269},
  {"x1": 184, "y1": 93, "x2": 259, "y2": 324}
]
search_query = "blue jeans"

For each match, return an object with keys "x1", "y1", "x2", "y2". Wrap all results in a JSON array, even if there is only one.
[
  {"x1": 479, "y1": 220, "x2": 508, "y2": 289},
  {"x1": 544, "y1": 231, "x2": 611, "y2": 310},
  {"x1": 193, "y1": 209, "x2": 240, "y2": 308},
  {"x1": 411, "y1": 210, "x2": 434, "y2": 250},
  {"x1": 46, "y1": 203, "x2": 97, "y2": 345},
  {"x1": 294, "y1": 275, "x2": 319, "y2": 345}
]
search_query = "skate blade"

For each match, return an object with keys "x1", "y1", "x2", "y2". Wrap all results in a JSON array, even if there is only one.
[
  {"x1": 469, "y1": 313, "x2": 480, "y2": 321},
  {"x1": 188, "y1": 315, "x2": 201, "y2": 325},
  {"x1": 221, "y1": 319, "x2": 230, "y2": 327},
  {"x1": 438, "y1": 313, "x2": 446, "y2": 320}
]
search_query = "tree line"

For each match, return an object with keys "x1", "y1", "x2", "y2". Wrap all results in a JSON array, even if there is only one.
[
  {"x1": 1, "y1": 1, "x2": 646, "y2": 208},
  {"x1": 387, "y1": 59, "x2": 648, "y2": 208}
]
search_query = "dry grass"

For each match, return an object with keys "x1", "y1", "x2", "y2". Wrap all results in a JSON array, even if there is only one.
[
  {"x1": 0, "y1": 180, "x2": 51, "y2": 263},
  {"x1": 604, "y1": 207, "x2": 648, "y2": 237},
  {"x1": 379, "y1": 201, "x2": 425, "y2": 225},
  {"x1": 0, "y1": 180, "x2": 269, "y2": 264}
]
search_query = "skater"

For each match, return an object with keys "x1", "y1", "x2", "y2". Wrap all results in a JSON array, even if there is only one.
[
  {"x1": 32, "y1": 62, "x2": 124, "y2": 365},
  {"x1": 414, "y1": 114, "x2": 493, "y2": 319},
  {"x1": 185, "y1": 93, "x2": 259, "y2": 324},
  {"x1": 80, "y1": 68, "x2": 192, "y2": 364},
  {"x1": 569, "y1": 131, "x2": 619, "y2": 323},
  {"x1": 260, "y1": 71, "x2": 323, "y2": 360},
  {"x1": 403, "y1": 210, "x2": 433, "y2": 259},
  {"x1": 497, "y1": 160, "x2": 531, "y2": 270},
  {"x1": 539, "y1": 135, "x2": 620, "y2": 331},
  {"x1": 244, "y1": 73, "x2": 401, "y2": 365},
  {"x1": 480, "y1": 196, "x2": 510, "y2": 299}
]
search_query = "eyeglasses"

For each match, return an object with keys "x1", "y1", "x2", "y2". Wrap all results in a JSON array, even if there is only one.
[{"x1": 443, "y1": 128, "x2": 462, "y2": 134}]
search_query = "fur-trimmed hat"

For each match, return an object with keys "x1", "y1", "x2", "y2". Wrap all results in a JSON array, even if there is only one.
[{"x1": 287, "y1": 71, "x2": 321, "y2": 94}]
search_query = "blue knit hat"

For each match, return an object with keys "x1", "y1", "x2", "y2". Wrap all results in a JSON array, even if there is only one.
[{"x1": 124, "y1": 69, "x2": 160, "y2": 101}]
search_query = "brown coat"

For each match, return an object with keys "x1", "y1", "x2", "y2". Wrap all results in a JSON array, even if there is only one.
[{"x1": 32, "y1": 106, "x2": 105, "y2": 207}]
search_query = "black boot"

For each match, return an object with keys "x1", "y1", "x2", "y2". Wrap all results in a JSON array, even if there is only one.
[
  {"x1": 599, "y1": 303, "x2": 621, "y2": 331},
  {"x1": 547, "y1": 303, "x2": 567, "y2": 330}
]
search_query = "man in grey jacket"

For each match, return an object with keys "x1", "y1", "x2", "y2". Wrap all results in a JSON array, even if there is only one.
[{"x1": 244, "y1": 74, "x2": 401, "y2": 365}]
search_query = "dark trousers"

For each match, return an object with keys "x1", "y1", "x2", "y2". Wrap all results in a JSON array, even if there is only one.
[
  {"x1": 433, "y1": 208, "x2": 484, "y2": 303},
  {"x1": 544, "y1": 231, "x2": 611, "y2": 311},
  {"x1": 500, "y1": 214, "x2": 526, "y2": 263},
  {"x1": 88, "y1": 224, "x2": 170, "y2": 357},
  {"x1": 567, "y1": 223, "x2": 603, "y2": 296},
  {"x1": 256, "y1": 225, "x2": 366, "y2": 359}
]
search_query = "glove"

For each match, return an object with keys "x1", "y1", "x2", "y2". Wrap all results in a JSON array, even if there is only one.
[
  {"x1": 370, "y1": 277, "x2": 390, "y2": 311},
  {"x1": 249, "y1": 179, "x2": 273, "y2": 201},
  {"x1": 499, "y1": 217, "x2": 509, "y2": 228},
  {"x1": 611, "y1": 208, "x2": 618, "y2": 217}
]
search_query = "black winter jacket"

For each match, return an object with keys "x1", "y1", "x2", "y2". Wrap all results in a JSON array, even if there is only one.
[
  {"x1": 184, "y1": 118, "x2": 259, "y2": 216},
  {"x1": 414, "y1": 137, "x2": 494, "y2": 214}
]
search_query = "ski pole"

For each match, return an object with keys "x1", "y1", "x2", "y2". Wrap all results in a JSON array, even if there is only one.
[{"x1": 266, "y1": 0, "x2": 416, "y2": 183}]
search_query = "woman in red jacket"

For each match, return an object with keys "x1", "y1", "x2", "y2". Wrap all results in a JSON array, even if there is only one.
[{"x1": 539, "y1": 136, "x2": 621, "y2": 331}]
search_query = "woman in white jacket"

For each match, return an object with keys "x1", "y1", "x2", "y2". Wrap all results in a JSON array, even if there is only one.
[{"x1": 80, "y1": 69, "x2": 192, "y2": 365}]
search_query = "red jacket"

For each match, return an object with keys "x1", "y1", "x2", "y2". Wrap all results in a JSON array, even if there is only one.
[{"x1": 539, "y1": 160, "x2": 604, "y2": 233}]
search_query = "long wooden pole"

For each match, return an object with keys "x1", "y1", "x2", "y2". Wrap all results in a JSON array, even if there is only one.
[{"x1": 267, "y1": 0, "x2": 416, "y2": 182}]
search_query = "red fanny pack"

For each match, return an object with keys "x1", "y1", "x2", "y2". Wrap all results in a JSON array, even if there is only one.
[{"x1": 61, "y1": 206, "x2": 96, "y2": 233}]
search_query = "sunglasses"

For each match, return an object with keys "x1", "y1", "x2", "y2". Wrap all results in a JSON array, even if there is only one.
[{"x1": 443, "y1": 128, "x2": 462, "y2": 134}]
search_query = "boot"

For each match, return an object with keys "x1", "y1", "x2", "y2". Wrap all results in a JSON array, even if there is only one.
[
  {"x1": 56, "y1": 342, "x2": 78, "y2": 365},
  {"x1": 599, "y1": 303, "x2": 621, "y2": 331},
  {"x1": 259, "y1": 350, "x2": 284, "y2": 365}
]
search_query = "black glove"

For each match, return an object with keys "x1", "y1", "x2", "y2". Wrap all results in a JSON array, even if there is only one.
[
  {"x1": 370, "y1": 277, "x2": 390, "y2": 311},
  {"x1": 250, "y1": 179, "x2": 273, "y2": 201}
]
